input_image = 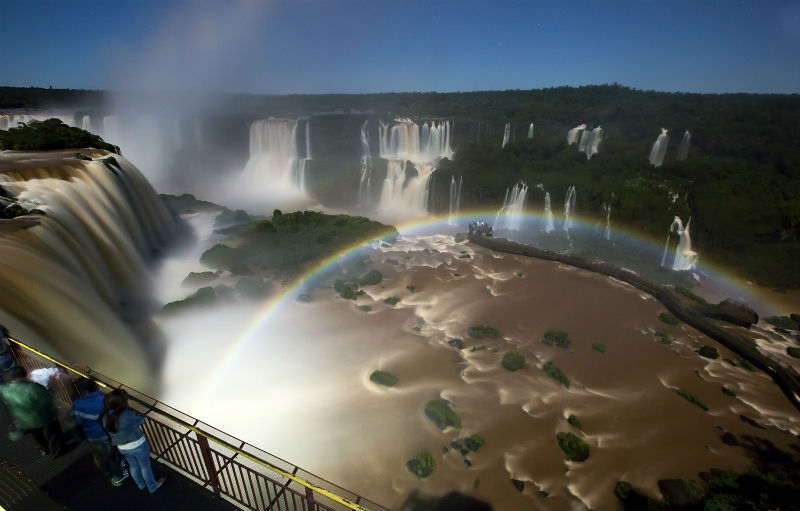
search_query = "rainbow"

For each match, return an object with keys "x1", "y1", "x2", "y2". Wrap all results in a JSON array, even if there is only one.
[{"x1": 204, "y1": 209, "x2": 792, "y2": 392}]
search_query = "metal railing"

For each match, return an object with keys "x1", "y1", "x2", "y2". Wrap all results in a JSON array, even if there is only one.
[{"x1": 6, "y1": 337, "x2": 388, "y2": 511}]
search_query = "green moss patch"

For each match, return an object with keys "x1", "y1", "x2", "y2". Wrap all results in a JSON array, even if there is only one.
[
  {"x1": 567, "y1": 414, "x2": 582, "y2": 430},
  {"x1": 542, "y1": 362, "x2": 570, "y2": 388},
  {"x1": 501, "y1": 352, "x2": 526, "y2": 371},
  {"x1": 384, "y1": 296, "x2": 401, "y2": 305},
  {"x1": 370, "y1": 370, "x2": 397, "y2": 387},
  {"x1": 659, "y1": 312, "x2": 680, "y2": 326},
  {"x1": 468, "y1": 325, "x2": 499, "y2": 339},
  {"x1": 425, "y1": 399, "x2": 461, "y2": 429},
  {"x1": 676, "y1": 389, "x2": 709, "y2": 411},
  {"x1": 406, "y1": 452, "x2": 434, "y2": 478},
  {"x1": 543, "y1": 329, "x2": 570, "y2": 349},
  {"x1": 448, "y1": 338, "x2": 465, "y2": 350},
  {"x1": 591, "y1": 342, "x2": 606, "y2": 353},
  {"x1": 556, "y1": 432, "x2": 590, "y2": 462}
]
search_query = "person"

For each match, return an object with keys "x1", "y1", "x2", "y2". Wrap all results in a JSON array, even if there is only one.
[
  {"x1": 0, "y1": 325, "x2": 18, "y2": 379},
  {"x1": 0, "y1": 366, "x2": 63, "y2": 456},
  {"x1": 71, "y1": 378, "x2": 128, "y2": 486},
  {"x1": 100, "y1": 389, "x2": 165, "y2": 493}
]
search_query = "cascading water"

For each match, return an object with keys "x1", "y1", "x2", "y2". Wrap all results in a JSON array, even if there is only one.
[
  {"x1": 563, "y1": 185, "x2": 576, "y2": 233},
  {"x1": 81, "y1": 114, "x2": 92, "y2": 132},
  {"x1": 527, "y1": 123, "x2": 534, "y2": 139},
  {"x1": 494, "y1": 181, "x2": 528, "y2": 231},
  {"x1": 649, "y1": 128, "x2": 670, "y2": 167},
  {"x1": 0, "y1": 151, "x2": 176, "y2": 391},
  {"x1": 358, "y1": 120, "x2": 372, "y2": 208},
  {"x1": 676, "y1": 130, "x2": 690, "y2": 161},
  {"x1": 567, "y1": 124, "x2": 587, "y2": 145},
  {"x1": 601, "y1": 202, "x2": 611, "y2": 241},
  {"x1": 660, "y1": 216, "x2": 698, "y2": 270},
  {"x1": 576, "y1": 125, "x2": 602, "y2": 160},
  {"x1": 377, "y1": 119, "x2": 453, "y2": 215},
  {"x1": 448, "y1": 176, "x2": 463, "y2": 226},
  {"x1": 544, "y1": 192, "x2": 555, "y2": 233},
  {"x1": 502, "y1": 123, "x2": 511, "y2": 148},
  {"x1": 239, "y1": 118, "x2": 309, "y2": 201}
]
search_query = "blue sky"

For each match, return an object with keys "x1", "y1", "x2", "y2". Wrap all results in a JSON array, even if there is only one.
[{"x1": 2, "y1": 0, "x2": 799, "y2": 94}]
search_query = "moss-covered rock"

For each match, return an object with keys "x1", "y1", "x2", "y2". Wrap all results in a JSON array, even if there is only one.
[
  {"x1": 468, "y1": 325, "x2": 499, "y2": 339},
  {"x1": 765, "y1": 316, "x2": 799, "y2": 330},
  {"x1": 357, "y1": 305, "x2": 372, "y2": 312},
  {"x1": 370, "y1": 370, "x2": 397, "y2": 387},
  {"x1": 542, "y1": 362, "x2": 570, "y2": 388},
  {"x1": 787, "y1": 346, "x2": 800, "y2": 358},
  {"x1": 591, "y1": 342, "x2": 606, "y2": 353},
  {"x1": 406, "y1": 451, "x2": 434, "y2": 478},
  {"x1": 543, "y1": 329, "x2": 570, "y2": 349},
  {"x1": 358, "y1": 270, "x2": 383, "y2": 286},
  {"x1": 556, "y1": 431, "x2": 589, "y2": 461},
  {"x1": 425, "y1": 399, "x2": 461, "y2": 430},
  {"x1": 501, "y1": 352, "x2": 526, "y2": 371},
  {"x1": 200, "y1": 244, "x2": 241, "y2": 270},
  {"x1": 448, "y1": 338, "x2": 465, "y2": 350},
  {"x1": 567, "y1": 414, "x2": 582, "y2": 430},
  {"x1": 658, "y1": 312, "x2": 680, "y2": 326},
  {"x1": 464, "y1": 434, "x2": 484, "y2": 452},
  {"x1": 161, "y1": 286, "x2": 216, "y2": 315},
  {"x1": 384, "y1": 296, "x2": 401, "y2": 305},
  {"x1": 721, "y1": 386, "x2": 737, "y2": 397},
  {"x1": 698, "y1": 345, "x2": 720, "y2": 359}
]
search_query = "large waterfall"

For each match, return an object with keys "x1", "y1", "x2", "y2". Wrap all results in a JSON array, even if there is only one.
[
  {"x1": 676, "y1": 130, "x2": 690, "y2": 161},
  {"x1": 377, "y1": 119, "x2": 453, "y2": 215},
  {"x1": 448, "y1": 176, "x2": 463, "y2": 226},
  {"x1": 494, "y1": 182, "x2": 528, "y2": 231},
  {"x1": 0, "y1": 151, "x2": 176, "y2": 391},
  {"x1": 239, "y1": 118, "x2": 310, "y2": 202},
  {"x1": 649, "y1": 128, "x2": 670, "y2": 167},
  {"x1": 358, "y1": 120, "x2": 372, "y2": 208}
]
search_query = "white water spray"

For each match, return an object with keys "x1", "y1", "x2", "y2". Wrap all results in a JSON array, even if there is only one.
[
  {"x1": 567, "y1": 124, "x2": 587, "y2": 145},
  {"x1": 239, "y1": 118, "x2": 308, "y2": 201},
  {"x1": 660, "y1": 216, "x2": 698, "y2": 270},
  {"x1": 676, "y1": 130, "x2": 690, "y2": 161},
  {"x1": 649, "y1": 128, "x2": 670, "y2": 167},
  {"x1": 494, "y1": 182, "x2": 528, "y2": 231}
]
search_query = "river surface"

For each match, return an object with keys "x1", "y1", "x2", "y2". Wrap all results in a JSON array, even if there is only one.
[{"x1": 157, "y1": 230, "x2": 800, "y2": 510}]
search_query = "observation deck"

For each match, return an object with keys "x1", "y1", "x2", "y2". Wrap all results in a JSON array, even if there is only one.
[{"x1": 0, "y1": 337, "x2": 388, "y2": 511}]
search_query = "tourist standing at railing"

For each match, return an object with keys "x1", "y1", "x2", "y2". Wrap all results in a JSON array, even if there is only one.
[
  {"x1": 72, "y1": 378, "x2": 129, "y2": 486},
  {"x1": 100, "y1": 389, "x2": 165, "y2": 493},
  {"x1": 0, "y1": 366, "x2": 64, "y2": 456}
]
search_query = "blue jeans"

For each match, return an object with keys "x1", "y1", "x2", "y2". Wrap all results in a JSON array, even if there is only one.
[{"x1": 119, "y1": 439, "x2": 158, "y2": 492}]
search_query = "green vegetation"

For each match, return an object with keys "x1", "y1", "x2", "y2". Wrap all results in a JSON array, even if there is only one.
[
  {"x1": 383, "y1": 296, "x2": 401, "y2": 306},
  {"x1": 369, "y1": 370, "x2": 397, "y2": 387},
  {"x1": 467, "y1": 325, "x2": 500, "y2": 339},
  {"x1": 736, "y1": 356, "x2": 755, "y2": 371},
  {"x1": 198, "y1": 211, "x2": 396, "y2": 280},
  {"x1": 542, "y1": 362, "x2": 570, "y2": 388},
  {"x1": 675, "y1": 285, "x2": 708, "y2": 304},
  {"x1": 470, "y1": 345, "x2": 487, "y2": 352},
  {"x1": 787, "y1": 346, "x2": 800, "y2": 358},
  {"x1": 765, "y1": 316, "x2": 799, "y2": 330},
  {"x1": 464, "y1": 434, "x2": 485, "y2": 452},
  {"x1": 101, "y1": 156, "x2": 119, "y2": 171},
  {"x1": 424, "y1": 399, "x2": 461, "y2": 430},
  {"x1": 501, "y1": 352, "x2": 526, "y2": 371},
  {"x1": 74, "y1": 152, "x2": 92, "y2": 161},
  {"x1": 721, "y1": 386, "x2": 737, "y2": 397},
  {"x1": 357, "y1": 305, "x2": 371, "y2": 312},
  {"x1": 556, "y1": 432, "x2": 590, "y2": 462},
  {"x1": 0, "y1": 118, "x2": 118, "y2": 152},
  {"x1": 448, "y1": 338, "x2": 465, "y2": 350},
  {"x1": 515, "y1": 271, "x2": 524, "y2": 278},
  {"x1": 406, "y1": 452, "x2": 434, "y2": 478},
  {"x1": 658, "y1": 312, "x2": 680, "y2": 326},
  {"x1": 567, "y1": 414, "x2": 582, "y2": 430},
  {"x1": 357, "y1": 269, "x2": 382, "y2": 286},
  {"x1": 333, "y1": 279, "x2": 363, "y2": 300},
  {"x1": 459, "y1": 253, "x2": 471, "y2": 259},
  {"x1": 161, "y1": 287, "x2": 216, "y2": 315},
  {"x1": 591, "y1": 342, "x2": 606, "y2": 353},
  {"x1": 543, "y1": 329, "x2": 570, "y2": 349},
  {"x1": 655, "y1": 331, "x2": 672, "y2": 344},
  {"x1": 676, "y1": 388, "x2": 709, "y2": 411},
  {"x1": 698, "y1": 345, "x2": 720, "y2": 359}
]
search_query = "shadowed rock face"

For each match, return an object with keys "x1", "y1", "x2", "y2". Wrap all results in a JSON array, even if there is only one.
[{"x1": 696, "y1": 299, "x2": 759, "y2": 328}]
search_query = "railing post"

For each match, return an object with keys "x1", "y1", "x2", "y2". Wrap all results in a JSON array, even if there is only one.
[
  {"x1": 197, "y1": 434, "x2": 221, "y2": 495},
  {"x1": 305, "y1": 486, "x2": 315, "y2": 510}
]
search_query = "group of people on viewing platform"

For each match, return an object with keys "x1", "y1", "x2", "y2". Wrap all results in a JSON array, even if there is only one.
[{"x1": 0, "y1": 325, "x2": 165, "y2": 494}]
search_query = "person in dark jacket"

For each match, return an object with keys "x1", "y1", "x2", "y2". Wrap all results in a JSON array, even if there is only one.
[
  {"x1": 100, "y1": 389, "x2": 165, "y2": 493},
  {"x1": 0, "y1": 366, "x2": 63, "y2": 456},
  {"x1": 71, "y1": 378, "x2": 128, "y2": 485}
]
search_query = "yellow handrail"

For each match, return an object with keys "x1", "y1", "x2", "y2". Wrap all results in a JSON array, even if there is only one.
[{"x1": 7, "y1": 336, "x2": 372, "y2": 511}]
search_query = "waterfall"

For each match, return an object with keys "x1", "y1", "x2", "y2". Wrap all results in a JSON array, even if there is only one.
[
  {"x1": 448, "y1": 176, "x2": 463, "y2": 226},
  {"x1": 239, "y1": 118, "x2": 307, "y2": 200},
  {"x1": 527, "y1": 123, "x2": 534, "y2": 139},
  {"x1": 0, "y1": 151, "x2": 176, "y2": 391},
  {"x1": 305, "y1": 120, "x2": 312, "y2": 160},
  {"x1": 676, "y1": 130, "x2": 690, "y2": 161},
  {"x1": 649, "y1": 128, "x2": 670, "y2": 167},
  {"x1": 575, "y1": 125, "x2": 602, "y2": 160},
  {"x1": 601, "y1": 202, "x2": 611, "y2": 240},
  {"x1": 81, "y1": 115, "x2": 92, "y2": 132},
  {"x1": 660, "y1": 216, "x2": 699, "y2": 270},
  {"x1": 502, "y1": 122, "x2": 511, "y2": 148},
  {"x1": 544, "y1": 192, "x2": 555, "y2": 233},
  {"x1": 358, "y1": 120, "x2": 373, "y2": 208},
  {"x1": 377, "y1": 119, "x2": 453, "y2": 215},
  {"x1": 494, "y1": 181, "x2": 528, "y2": 231},
  {"x1": 567, "y1": 124, "x2": 587, "y2": 145},
  {"x1": 563, "y1": 185, "x2": 576, "y2": 233}
]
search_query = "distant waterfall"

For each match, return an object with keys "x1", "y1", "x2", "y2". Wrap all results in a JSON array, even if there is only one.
[
  {"x1": 494, "y1": 182, "x2": 528, "y2": 231},
  {"x1": 660, "y1": 216, "x2": 698, "y2": 270},
  {"x1": 601, "y1": 202, "x2": 611, "y2": 240},
  {"x1": 676, "y1": 130, "x2": 690, "y2": 161},
  {"x1": 448, "y1": 176, "x2": 463, "y2": 226},
  {"x1": 502, "y1": 123, "x2": 511, "y2": 148},
  {"x1": 377, "y1": 119, "x2": 453, "y2": 215},
  {"x1": 563, "y1": 185, "x2": 576, "y2": 233},
  {"x1": 544, "y1": 192, "x2": 555, "y2": 233},
  {"x1": 358, "y1": 120, "x2": 373, "y2": 208},
  {"x1": 0, "y1": 152, "x2": 176, "y2": 391},
  {"x1": 567, "y1": 124, "x2": 587, "y2": 145},
  {"x1": 568, "y1": 124, "x2": 601, "y2": 159},
  {"x1": 649, "y1": 128, "x2": 670, "y2": 167},
  {"x1": 239, "y1": 118, "x2": 308, "y2": 200},
  {"x1": 527, "y1": 123, "x2": 534, "y2": 139},
  {"x1": 81, "y1": 115, "x2": 92, "y2": 131}
]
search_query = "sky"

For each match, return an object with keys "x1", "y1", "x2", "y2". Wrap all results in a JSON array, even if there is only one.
[{"x1": 2, "y1": 0, "x2": 799, "y2": 95}]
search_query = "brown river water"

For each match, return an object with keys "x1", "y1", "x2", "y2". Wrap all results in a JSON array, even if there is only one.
[{"x1": 161, "y1": 233, "x2": 800, "y2": 510}]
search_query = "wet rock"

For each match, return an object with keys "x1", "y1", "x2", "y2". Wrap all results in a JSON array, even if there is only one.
[
  {"x1": 511, "y1": 479, "x2": 524, "y2": 492},
  {"x1": 657, "y1": 478, "x2": 703, "y2": 509}
]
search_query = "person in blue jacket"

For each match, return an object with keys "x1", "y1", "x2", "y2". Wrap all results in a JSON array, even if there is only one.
[
  {"x1": 71, "y1": 378, "x2": 128, "y2": 486},
  {"x1": 100, "y1": 389, "x2": 165, "y2": 493}
]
